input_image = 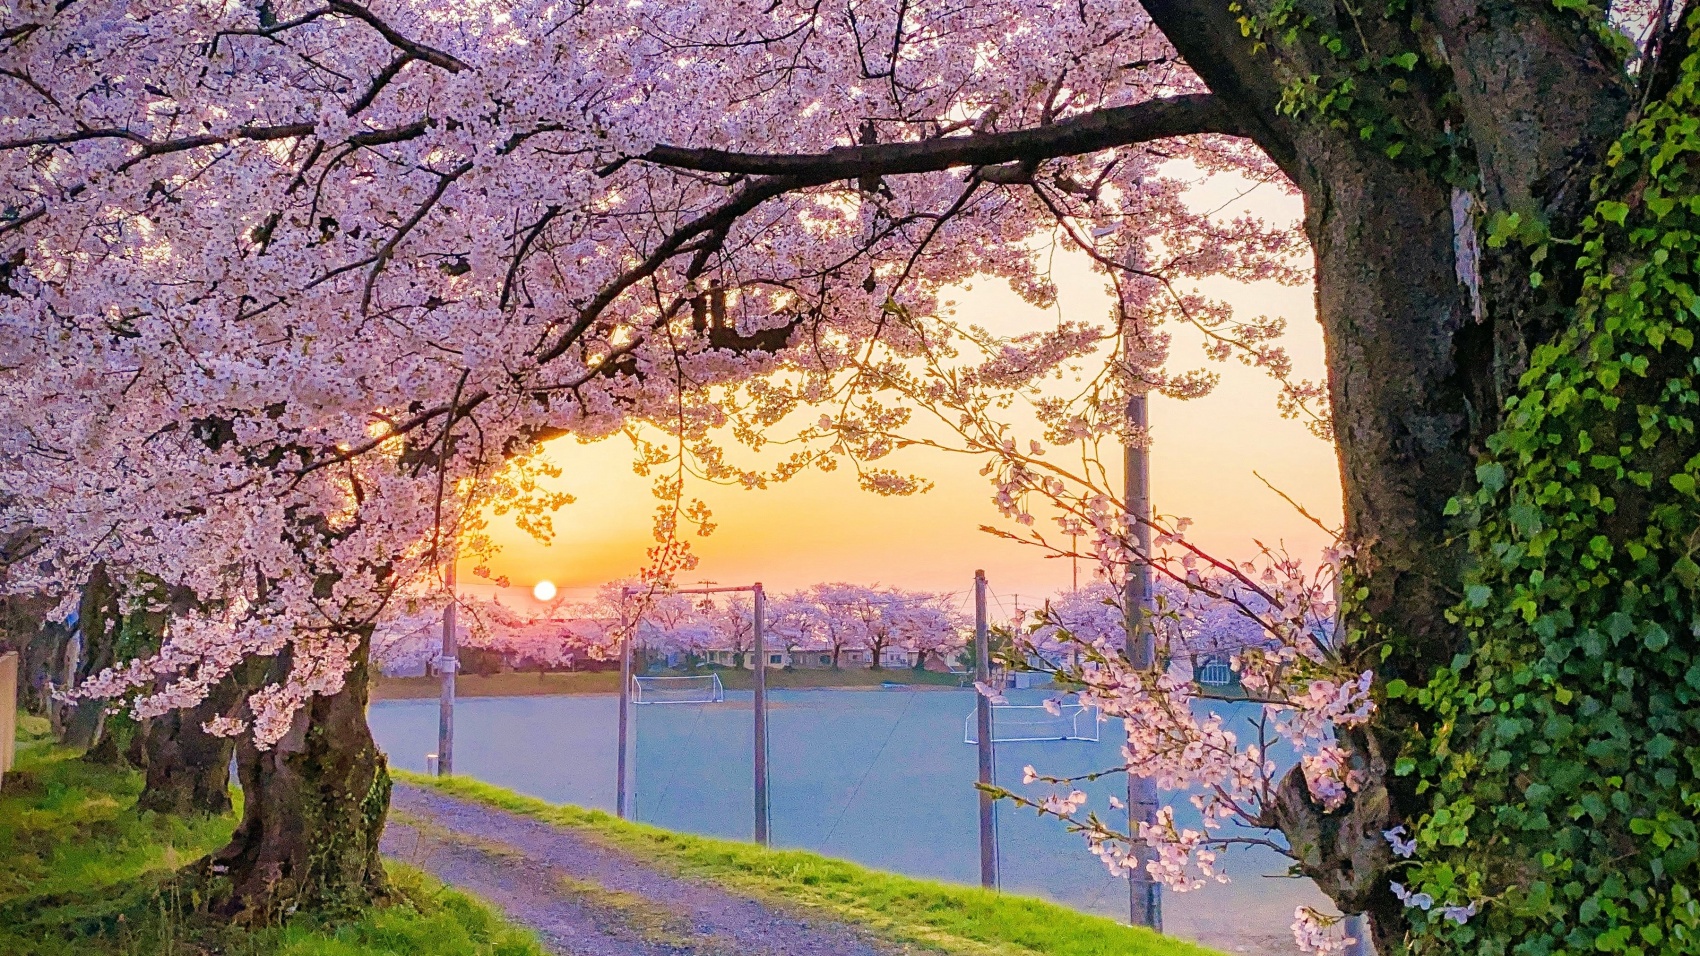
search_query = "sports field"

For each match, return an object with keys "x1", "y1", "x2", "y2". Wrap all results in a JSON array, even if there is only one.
[{"x1": 369, "y1": 687, "x2": 1327, "y2": 953}]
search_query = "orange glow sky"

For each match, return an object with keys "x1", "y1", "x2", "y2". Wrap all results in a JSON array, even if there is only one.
[{"x1": 473, "y1": 183, "x2": 1341, "y2": 611}]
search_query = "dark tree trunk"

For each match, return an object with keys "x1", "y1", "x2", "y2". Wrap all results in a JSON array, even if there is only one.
[
  {"x1": 1137, "y1": 0, "x2": 1640, "y2": 947},
  {"x1": 2, "y1": 593, "x2": 71, "y2": 719},
  {"x1": 83, "y1": 713, "x2": 145, "y2": 768},
  {"x1": 64, "y1": 565, "x2": 120, "y2": 752},
  {"x1": 137, "y1": 673, "x2": 245, "y2": 816},
  {"x1": 202, "y1": 636, "x2": 389, "y2": 921}
]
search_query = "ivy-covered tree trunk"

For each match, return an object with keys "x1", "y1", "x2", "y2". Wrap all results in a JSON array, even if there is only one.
[
  {"x1": 202, "y1": 634, "x2": 390, "y2": 921},
  {"x1": 1399, "y1": 13, "x2": 1700, "y2": 951},
  {"x1": 1139, "y1": 0, "x2": 1673, "y2": 950}
]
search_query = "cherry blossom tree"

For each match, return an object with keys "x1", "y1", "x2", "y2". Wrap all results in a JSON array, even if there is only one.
[
  {"x1": 765, "y1": 592, "x2": 832, "y2": 664},
  {"x1": 801, "y1": 584, "x2": 879, "y2": 669},
  {"x1": 889, "y1": 593, "x2": 969, "y2": 671},
  {"x1": 371, "y1": 594, "x2": 613, "y2": 675},
  {"x1": 705, "y1": 594, "x2": 757, "y2": 668},
  {"x1": 1, "y1": 0, "x2": 1694, "y2": 947}
]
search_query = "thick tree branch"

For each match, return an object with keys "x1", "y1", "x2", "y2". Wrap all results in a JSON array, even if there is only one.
[{"x1": 634, "y1": 94, "x2": 1242, "y2": 179}]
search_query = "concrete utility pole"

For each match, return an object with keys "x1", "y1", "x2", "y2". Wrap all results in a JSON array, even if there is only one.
[
  {"x1": 1072, "y1": 531, "x2": 1080, "y2": 592},
  {"x1": 1124, "y1": 379, "x2": 1162, "y2": 930},
  {"x1": 616, "y1": 587, "x2": 635, "y2": 819},
  {"x1": 437, "y1": 553, "x2": 459, "y2": 777},
  {"x1": 752, "y1": 582, "x2": 769, "y2": 846},
  {"x1": 973, "y1": 570, "x2": 998, "y2": 889}
]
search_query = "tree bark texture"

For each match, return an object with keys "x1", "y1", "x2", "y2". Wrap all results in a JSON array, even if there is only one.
[
  {"x1": 202, "y1": 636, "x2": 389, "y2": 922},
  {"x1": 63, "y1": 564, "x2": 119, "y2": 752},
  {"x1": 137, "y1": 672, "x2": 245, "y2": 816},
  {"x1": 1135, "y1": 0, "x2": 1645, "y2": 947},
  {"x1": 1, "y1": 593, "x2": 70, "y2": 719}
]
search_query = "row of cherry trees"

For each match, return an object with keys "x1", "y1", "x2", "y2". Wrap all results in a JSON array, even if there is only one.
[{"x1": 372, "y1": 582, "x2": 971, "y2": 675}]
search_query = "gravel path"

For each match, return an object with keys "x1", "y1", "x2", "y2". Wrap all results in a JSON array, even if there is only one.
[{"x1": 382, "y1": 783, "x2": 910, "y2": 956}]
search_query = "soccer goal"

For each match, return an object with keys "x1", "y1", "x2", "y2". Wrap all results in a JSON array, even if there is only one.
[
  {"x1": 964, "y1": 702, "x2": 1101, "y2": 744},
  {"x1": 633, "y1": 673, "x2": 726, "y2": 704}
]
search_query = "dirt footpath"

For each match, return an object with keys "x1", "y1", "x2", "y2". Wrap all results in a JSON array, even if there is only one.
[{"x1": 382, "y1": 783, "x2": 910, "y2": 956}]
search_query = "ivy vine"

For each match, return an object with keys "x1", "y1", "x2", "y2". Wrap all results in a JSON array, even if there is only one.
[{"x1": 1397, "y1": 10, "x2": 1700, "y2": 953}]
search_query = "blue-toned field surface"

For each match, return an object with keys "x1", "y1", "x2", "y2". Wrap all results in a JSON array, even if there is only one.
[{"x1": 370, "y1": 687, "x2": 1325, "y2": 953}]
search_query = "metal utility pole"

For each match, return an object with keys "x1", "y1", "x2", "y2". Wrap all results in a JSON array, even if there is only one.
[
  {"x1": 1124, "y1": 381, "x2": 1162, "y2": 930},
  {"x1": 973, "y1": 570, "x2": 998, "y2": 889},
  {"x1": 1071, "y1": 531, "x2": 1080, "y2": 592},
  {"x1": 437, "y1": 553, "x2": 459, "y2": 777},
  {"x1": 752, "y1": 583, "x2": 769, "y2": 846},
  {"x1": 616, "y1": 588, "x2": 635, "y2": 819}
]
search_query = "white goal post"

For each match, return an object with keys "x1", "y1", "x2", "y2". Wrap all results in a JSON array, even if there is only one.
[
  {"x1": 964, "y1": 702, "x2": 1101, "y2": 744},
  {"x1": 633, "y1": 673, "x2": 726, "y2": 705}
]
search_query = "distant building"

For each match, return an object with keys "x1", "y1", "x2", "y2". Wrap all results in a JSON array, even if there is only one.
[
  {"x1": 840, "y1": 646, "x2": 916, "y2": 668},
  {"x1": 688, "y1": 643, "x2": 916, "y2": 669},
  {"x1": 1193, "y1": 654, "x2": 1236, "y2": 687}
]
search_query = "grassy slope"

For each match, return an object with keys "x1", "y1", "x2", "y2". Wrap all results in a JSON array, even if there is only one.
[
  {"x1": 0, "y1": 719, "x2": 543, "y2": 956},
  {"x1": 372, "y1": 667, "x2": 964, "y2": 701},
  {"x1": 398, "y1": 771, "x2": 1223, "y2": 956}
]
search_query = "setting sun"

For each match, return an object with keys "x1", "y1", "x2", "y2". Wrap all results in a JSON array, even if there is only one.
[{"x1": 532, "y1": 580, "x2": 557, "y2": 602}]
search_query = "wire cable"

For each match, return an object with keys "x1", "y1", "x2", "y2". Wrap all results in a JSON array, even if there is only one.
[{"x1": 819, "y1": 689, "x2": 919, "y2": 848}]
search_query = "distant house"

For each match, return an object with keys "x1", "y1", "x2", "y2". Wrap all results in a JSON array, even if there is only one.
[
  {"x1": 698, "y1": 645, "x2": 794, "y2": 669},
  {"x1": 693, "y1": 643, "x2": 912, "y2": 669},
  {"x1": 840, "y1": 646, "x2": 916, "y2": 668},
  {"x1": 791, "y1": 650, "x2": 836, "y2": 669}
]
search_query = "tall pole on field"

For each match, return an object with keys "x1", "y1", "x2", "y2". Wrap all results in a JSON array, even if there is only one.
[
  {"x1": 1124, "y1": 379, "x2": 1162, "y2": 929},
  {"x1": 437, "y1": 551, "x2": 458, "y2": 777},
  {"x1": 616, "y1": 588, "x2": 634, "y2": 819},
  {"x1": 973, "y1": 570, "x2": 998, "y2": 889},
  {"x1": 752, "y1": 582, "x2": 770, "y2": 846},
  {"x1": 1072, "y1": 532, "x2": 1080, "y2": 592}
]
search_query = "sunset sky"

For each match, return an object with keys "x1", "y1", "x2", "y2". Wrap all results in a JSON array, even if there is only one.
[{"x1": 474, "y1": 182, "x2": 1340, "y2": 612}]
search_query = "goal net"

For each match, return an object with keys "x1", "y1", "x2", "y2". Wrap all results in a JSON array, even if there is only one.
[
  {"x1": 964, "y1": 702, "x2": 1100, "y2": 744},
  {"x1": 633, "y1": 674, "x2": 726, "y2": 705}
]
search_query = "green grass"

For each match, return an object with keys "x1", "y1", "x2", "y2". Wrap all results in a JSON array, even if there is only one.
[
  {"x1": 398, "y1": 771, "x2": 1223, "y2": 956},
  {"x1": 372, "y1": 666, "x2": 964, "y2": 701},
  {"x1": 0, "y1": 732, "x2": 545, "y2": 956}
]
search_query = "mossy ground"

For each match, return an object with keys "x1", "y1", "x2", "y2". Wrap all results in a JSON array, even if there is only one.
[{"x1": 0, "y1": 723, "x2": 544, "y2": 956}]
